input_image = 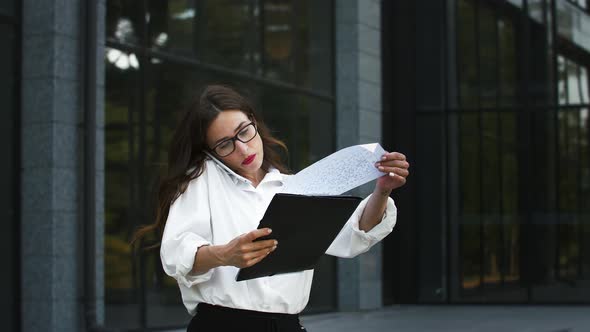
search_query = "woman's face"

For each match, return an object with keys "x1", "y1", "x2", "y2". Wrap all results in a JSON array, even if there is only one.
[{"x1": 206, "y1": 110, "x2": 265, "y2": 181}]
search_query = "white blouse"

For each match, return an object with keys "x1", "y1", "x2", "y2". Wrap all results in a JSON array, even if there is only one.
[{"x1": 160, "y1": 158, "x2": 397, "y2": 315}]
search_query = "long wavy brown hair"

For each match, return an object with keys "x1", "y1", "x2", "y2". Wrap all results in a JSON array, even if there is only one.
[{"x1": 131, "y1": 85, "x2": 290, "y2": 248}]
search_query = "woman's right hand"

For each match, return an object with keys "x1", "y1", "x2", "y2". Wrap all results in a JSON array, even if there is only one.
[{"x1": 219, "y1": 228, "x2": 278, "y2": 268}]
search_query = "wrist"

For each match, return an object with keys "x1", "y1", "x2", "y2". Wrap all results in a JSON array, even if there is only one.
[
  {"x1": 374, "y1": 186, "x2": 392, "y2": 198},
  {"x1": 208, "y1": 245, "x2": 227, "y2": 267}
]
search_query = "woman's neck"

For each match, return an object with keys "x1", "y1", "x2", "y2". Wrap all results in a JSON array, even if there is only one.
[{"x1": 244, "y1": 167, "x2": 267, "y2": 188}]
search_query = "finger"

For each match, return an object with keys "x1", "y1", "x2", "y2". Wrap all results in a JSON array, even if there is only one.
[
  {"x1": 378, "y1": 167, "x2": 409, "y2": 177},
  {"x1": 377, "y1": 160, "x2": 409, "y2": 169},
  {"x1": 245, "y1": 250, "x2": 273, "y2": 267},
  {"x1": 243, "y1": 228, "x2": 272, "y2": 242},
  {"x1": 243, "y1": 245, "x2": 277, "y2": 261},
  {"x1": 243, "y1": 239, "x2": 278, "y2": 252},
  {"x1": 381, "y1": 152, "x2": 406, "y2": 161}
]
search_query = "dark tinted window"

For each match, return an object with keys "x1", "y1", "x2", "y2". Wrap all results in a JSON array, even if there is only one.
[
  {"x1": 0, "y1": 17, "x2": 18, "y2": 332},
  {"x1": 454, "y1": 0, "x2": 590, "y2": 303},
  {"x1": 0, "y1": 0, "x2": 13, "y2": 15},
  {"x1": 105, "y1": 1, "x2": 335, "y2": 329}
]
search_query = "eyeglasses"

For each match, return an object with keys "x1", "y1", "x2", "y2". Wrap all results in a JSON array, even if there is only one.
[{"x1": 210, "y1": 122, "x2": 258, "y2": 157}]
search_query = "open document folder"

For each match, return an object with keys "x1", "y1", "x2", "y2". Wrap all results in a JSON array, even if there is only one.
[{"x1": 236, "y1": 143, "x2": 388, "y2": 281}]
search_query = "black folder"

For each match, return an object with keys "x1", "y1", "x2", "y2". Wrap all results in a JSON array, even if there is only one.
[{"x1": 236, "y1": 193, "x2": 363, "y2": 281}]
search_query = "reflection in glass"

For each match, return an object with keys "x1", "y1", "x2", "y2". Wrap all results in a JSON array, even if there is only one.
[
  {"x1": 528, "y1": 0, "x2": 544, "y2": 23},
  {"x1": 557, "y1": 107, "x2": 580, "y2": 281},
  {"x1": 459, "y1": 112, "x2": 482, "y2": 291},
  {"x1": 498, "y1": 18, "x2": 516, "y2": 107},
  {"x1": 574, "y1": 0, "x2": 588, "y2": 9},
  {"x1": 105, "y1": 51, "x2": 336, "y2": 327},
  {"x1": 568, "y1": 59, "x2": 582, "y2": 104},
  {"x1": 481, "y1": 112, "x2": 501, "y2": 287},
  {"x1": 478, "y1": 4, "x2": 497, "y2": 108},
  {"x1": 558, "y1": 56, "x2": 568, "y2": 105},
  {"x1": 106, "y1": 48, "x2": 140, "y2": 70},
  {"x1": 196, "y1": 0, "x2": 260, "y2": 74},
  {"x1": 581, "y1": 67, "x2": 589, "y2": 103},
  {"x1": 257, "y1": 86, "x2": 334, "y2": 172},
  {"x1": 505, "y1": 0, "x2": 523, "y2": 8},
  {"x1": 0, "y1": 0, "x2": 13, "y2": 15},
  {"x1": 496, "y1": 13, "x2": 520, "y2": 289},
  {"x1": 455, "y1": 0, "x2": 528, "y2": 301},
  {"x1": 452, "y1": 0, "x2": 590, "y2": 304},
  {"x1": 105, "y1": 1, "x2": 335, "y2": 326},
  {"x1": 581, "y1": 107, "x2": 590, "y2": 279},
  {"x1": 143, "y1": 59, "x2": 335, "y2": 319},
  {"x1": 500, "y1": 112, "x2": 520, "y2": 286},
  {"x1": 143, "y1": 0, "x2": 333, "y2": 93},
  {"x1": 457, "y1": 0, "x2": 478, "y2": 109},
  {"x1": 143, "y1": 58, "x2": 202, "y2": 328},
  {"x1": 262, "y1": 0, "x2": 294, "y2": 81},
  {"x1": 148, "y1": 0, "x2": 197, "y2": 56},
  {"x1": 556, "y1": 0, "x2": 590, "y2": 54},
  {"x1": 107, "y1": 0, "x2": 143, "y2": 45},
  {"x1": 104, "y1": 47, "x2": 142, "y2": 329}
]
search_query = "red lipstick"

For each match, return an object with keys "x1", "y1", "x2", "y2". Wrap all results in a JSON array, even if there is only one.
[{"x1": 242, "y1": 154, "x2": 256, "y2": 165}]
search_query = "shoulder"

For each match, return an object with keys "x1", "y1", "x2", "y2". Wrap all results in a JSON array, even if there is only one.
[
  {"x1": 172, "y1": 161, "x2": 225, "y2": 209},
  {"x1": 280, "y1": 172, "x2": 291, "y2": 183},
  {"x1": 185, "y1": 159, "x2": 224, "y2": 181},
  {"x1": 181, "y1": 161, "x2": 218, "y2": 196},
  {"x1": 185, "y1": 159, "x2": 238, "y2": 191}
]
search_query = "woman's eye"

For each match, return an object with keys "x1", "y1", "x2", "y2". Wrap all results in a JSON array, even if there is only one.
[
  {"x1": 239, "y1": 126, "x2": 252, "y2": 138},
  {"x1": 218, "y1": 141, "x2": 232, "y2": 150}
]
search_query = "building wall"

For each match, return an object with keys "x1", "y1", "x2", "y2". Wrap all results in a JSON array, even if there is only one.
[
  {"x1": 382, "y1": 0, "x2": 590, "y2": 305},
  {"x1": 335, "y1": 0, "x2": 384, "y2": 310},
  {"x1": 15, "y1": 0, "x2": 388, "y2": 330},
  {"x1": 14, "y1": 0, "x2": 590, "y2": 331},
  {"x1": 20, "y1": 0, "x2": 105, "y2": 331},
  {"x1": 102, "y1": 0, "x2": 343, "y2": 329}
]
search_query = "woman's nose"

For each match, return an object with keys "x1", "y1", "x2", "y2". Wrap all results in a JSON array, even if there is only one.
[{"x1": 235, "y1": 140, "x2": 249, "y2": 154}]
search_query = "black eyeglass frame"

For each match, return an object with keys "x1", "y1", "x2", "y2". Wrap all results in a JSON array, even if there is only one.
[{"x1": 209, "y1": 122, "x2": 258, "y2": 157}]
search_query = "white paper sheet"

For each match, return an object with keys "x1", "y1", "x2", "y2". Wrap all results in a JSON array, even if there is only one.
[{"x1": 281, "y1": 143, "x2": 388, "y2": 195}]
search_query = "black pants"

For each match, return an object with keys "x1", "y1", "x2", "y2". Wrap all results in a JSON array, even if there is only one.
[{"x1": 187, "y1": 303, "x2": 307, "y2": 332}]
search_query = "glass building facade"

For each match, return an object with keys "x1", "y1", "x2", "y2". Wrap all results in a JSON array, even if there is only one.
[
  {"x1": 4, "y1": 0, "x2": 590, "y2": 331},
  {"x1": 104, "y1": 0, "x2": 335, "y2": 329},
  {"x1": 383, "y1": 0, "x2": 590, "y2": 304}
]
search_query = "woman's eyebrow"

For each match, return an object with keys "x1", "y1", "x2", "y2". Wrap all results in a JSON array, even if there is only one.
[{"x1": 213, "y1": 121, "x2": 249, "y2": 145}]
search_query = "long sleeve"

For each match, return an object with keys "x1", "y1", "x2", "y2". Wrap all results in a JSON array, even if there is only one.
[
  {"x1": 325, "y1": 194, "x2": 397, "y2": 258},
  {"x1": 160, "y1": 172, "x2": 214, "y2": 288}
]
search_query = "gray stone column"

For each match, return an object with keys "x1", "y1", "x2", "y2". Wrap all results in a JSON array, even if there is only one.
[
  {"x1": 93, "y1": 0, "x2": 107, "y2": 326},
  {"x1": 335, "y1": 0, "x2": 384, "y2": 311},
  {"x1": 21, "y1": 0, "x2": 105, "y2": 331}
]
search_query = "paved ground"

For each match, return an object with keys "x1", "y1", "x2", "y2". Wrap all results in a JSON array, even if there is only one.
[{"x1": 299, "y1": 305, "x2": 590, "y2": 332}]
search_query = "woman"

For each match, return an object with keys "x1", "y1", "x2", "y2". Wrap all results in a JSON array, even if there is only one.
[{"x1": 133, "y1": 85, "x2": 410, "y2": 332}]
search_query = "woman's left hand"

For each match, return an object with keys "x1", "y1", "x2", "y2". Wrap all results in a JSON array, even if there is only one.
[{"x1": 374, "y1": 152, "x2": 410, "y2": 193}]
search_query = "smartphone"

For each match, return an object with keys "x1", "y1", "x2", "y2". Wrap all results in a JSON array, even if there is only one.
[{"x1": 204, "y1": 151, "x2": 244, "y2": 180}]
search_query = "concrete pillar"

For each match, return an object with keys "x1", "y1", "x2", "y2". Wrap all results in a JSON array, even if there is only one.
[
  {"x1": 335, "y1": 0, "x2": 383, "y2": 311},
  {"x1": 21, "y1": 0, "x2": 105, "y2": 330}
]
